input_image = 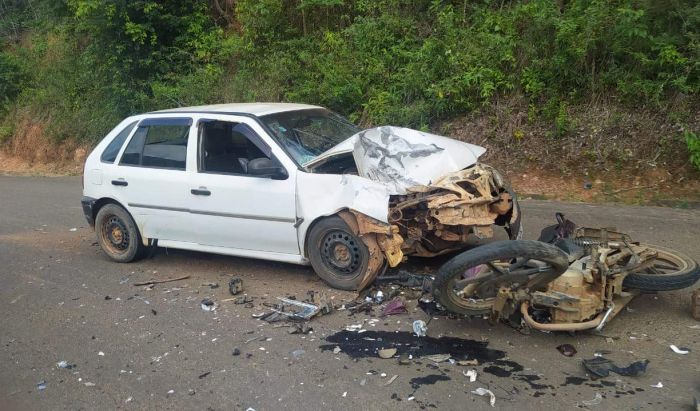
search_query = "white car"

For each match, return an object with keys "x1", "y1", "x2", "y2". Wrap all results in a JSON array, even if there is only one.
[{"x1": 82, "y1": 103, "x2": 521, "y2": 290}]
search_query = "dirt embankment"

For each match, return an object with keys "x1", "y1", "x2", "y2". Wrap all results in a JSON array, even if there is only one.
[{"x1": 2, "y1": 100, "x2": 699, "y2": 205}]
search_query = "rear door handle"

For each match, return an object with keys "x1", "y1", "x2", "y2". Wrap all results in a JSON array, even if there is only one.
[
  {"x1": 111, "y1": 180, "x2": 128, "y2": 186},
  {"x1": 191, "y1": 188, "x2": 211, "y2": 196}
]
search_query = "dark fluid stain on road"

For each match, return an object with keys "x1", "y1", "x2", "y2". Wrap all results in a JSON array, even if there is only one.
[
  {"x1": 320, "y1": 330, "x2": 506, "y2": 362},
  {"x1": 562, "y1": 376, "x2": 588, "y2": 386},
  {"x1": 409, "y1": 374, "x2": 451, "y2": 390},
  {"x1": 321, "y1": 330, "x2": 556, "y2": 391}
]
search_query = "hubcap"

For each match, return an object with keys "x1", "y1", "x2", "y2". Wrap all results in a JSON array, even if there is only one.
[{"x1": 321, "y1": 230, "x2": 361, "y2": 274}]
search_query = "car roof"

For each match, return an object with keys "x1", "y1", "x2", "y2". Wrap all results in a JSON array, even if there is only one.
[{"x1": 151, "y1": 102, "x2": 323, "y2": 117}]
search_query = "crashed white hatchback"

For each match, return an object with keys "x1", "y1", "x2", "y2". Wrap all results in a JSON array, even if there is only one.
[{"x1": 82, "y1": 103, "x2": 521, "y2": 290}]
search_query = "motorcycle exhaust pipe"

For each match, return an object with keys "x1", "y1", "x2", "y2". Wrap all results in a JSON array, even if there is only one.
[{"x1": 520, "y1": 302, "x2": 607, "y2": 332}]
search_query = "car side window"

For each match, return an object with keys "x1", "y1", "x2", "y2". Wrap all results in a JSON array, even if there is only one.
[
  {"x1": 101, "y1": 121, "x2": 137, "y2": 163},
  {"x1": 120, "y1": 118, "x2": 192, "y2": 170},
  {"x1": 199, "y1": 120, "x2": 273, "y2": 175}
]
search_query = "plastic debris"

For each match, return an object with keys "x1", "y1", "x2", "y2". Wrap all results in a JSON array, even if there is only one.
[
  {"x1": 69, "y1": 228, "x2": 77, "y2": 232},
  {"x1": 463, "y1": 369, "x2": 477, "y2": 382},
  {"x1": 384, "y1": 375, "x2": 398, "y2": 386},
  {"x1": 291, "y1": 349, "x2": 305, "y2": 359},
  {"x1": 650, "y1": 382, "x2": 663, "y2": 388},
  {"x1": 412, "y1": 320, "x2": 427, "y2": 337},
  {"x1": 201, "y1": 282, "x2": 219, "y2": 289},
  {"x1": 167, "y1": 389, "x2": 175, "y2": 395},
  {"x1": 581, "y1": 392, "x2": 603, "y2": 406},
  {"x1": 56, "y1": 360, "x2": 73, "y2": 369},
  {"x1": 288, "y1": 323, "x2": 313, "y2": 334},
  {"x1": 422, "y1": 353, "x2": 450, "y2": 363},
  {"x1": 200, "y1": 299, "x2": 217, "y2": 312},
  {"x1": 458, "y1": 359, "x2": 479, "y2": 366},
  {"x1": 229, "y1": 277, "x2": 243, "y2": 295},
  {"x1": 398, "y1": 354, "x2": 411, "y2": 365},
  {"x1": 98, "y1": 351, "x2": 105, "y2": 356},
  {"x1": 84, "y1": 382, "x2": 96, "y2": 387},
  {"x1": 378, "y1": 348, "x2": 397, "y2": 359},
  {"x1": 134, "y1": 275, "x2": 190, "y2": 286},
  {"x1": 36, "y1": 381, "x2": 47, "y2": 391},
  {"x1": 471, "y1": 388, "x2": 496, "y2": 407},
  {"x1": 669, "y1": 344, "x2": 690, "y2": 354},
  {"x1": 381, "y1": 298, "x2": 407, "y2": 316},
  {"x1": 272, "y1": 297, "x2": 319, "y2": 320},
  {"x1": 345, "y1": 324, "x2": 363, "y2": 332},
  {"x1": 582, "y1": 357, "x2": 649, "y2": 378},
  {"x1": 556, "y1": 344, "x2": 577, "y2": 357},
  {"x1": 342, "y1": 391, "x2": 347, "y2": 397},
  {"x1": 373, "y1": 290, "x2": 384, "y2": 304},
  {"x1": 333, "y1": 346, "x2": 342, "y2": 354}
]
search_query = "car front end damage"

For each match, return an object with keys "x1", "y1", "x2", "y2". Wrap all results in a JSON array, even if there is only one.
[{"x1": 331, "y1": 163, "x2": 520, "y2": 289}]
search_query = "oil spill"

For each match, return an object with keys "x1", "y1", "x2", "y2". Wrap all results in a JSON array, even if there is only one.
[
  {"x1": 409, "y1": 374, "x2": 451, "y2": 390},
  {"x1": 322, "y1": 330, "x2": 555, "y2": 391},
  {"x1": 320, "y1": 330, "x2": 506, "y2": 362},
  {"x1": 561, "y1": 376, "x2": 588, "y2": 386}
]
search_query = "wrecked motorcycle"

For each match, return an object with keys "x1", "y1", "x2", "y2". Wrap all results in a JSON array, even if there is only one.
[{"x1": 432, "y1": 214, "x2": 700, "y2": 331}]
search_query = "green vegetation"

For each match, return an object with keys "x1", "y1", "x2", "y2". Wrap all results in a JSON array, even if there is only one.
[{"x1": 0, "y1": 0, "x2": 698, "y2": 167}]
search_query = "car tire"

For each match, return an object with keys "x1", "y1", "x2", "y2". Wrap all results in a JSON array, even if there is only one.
[
  {"x1": 95, "y1": 203, "x2": 145, "y2": 263},
  {"x1": 307, "y1": 216, "x2": 372, "y2": 290}
]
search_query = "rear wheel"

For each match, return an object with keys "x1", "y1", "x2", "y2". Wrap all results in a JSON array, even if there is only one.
[
  {"x1": 95, "y1": 204, "x2": 145, "y2": 263},
  {"x1": 307, "y1": 216, "x2": 376, "y2": 290},
  {"x1": 622, "y1": 244, "x2": 700, "y2": 291},
  {"x1": 432, "y1": 240, "x2": 569, "y2": 316}
]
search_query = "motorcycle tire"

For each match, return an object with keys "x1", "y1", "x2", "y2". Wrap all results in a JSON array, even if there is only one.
[
  {"x1": 432, "y1": 240, "x2": 570, "y2": 316},
  {"x1": 622, "y1": 244, "x2": 700, "y2": 292}
]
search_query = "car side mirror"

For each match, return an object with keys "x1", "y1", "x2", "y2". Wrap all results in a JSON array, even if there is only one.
[{"x1": 247, "y1": 158, "x2": 288, "y2": 180}]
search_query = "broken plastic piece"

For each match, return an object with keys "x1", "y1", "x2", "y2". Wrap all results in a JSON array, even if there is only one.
[
  {"x1": 582, "y1": 357, "x2": 649, "y2": 378},
  {"x1": 378, "y1": 348, "x2": 397, "y2": 359},
  {"x1": 422, "y1": 353, "x2": 450, "y2": 363},
  {"x1": 273, "y1": 297, "x2": 320, "y2": 320},
  {"x1": 650, "y1": 382, "x2": 663, "y2": 388},
  {"x1": 56, "y1": 360, "x2": 73, "y2": 369},
  {"x1": 556, "y1": 344, "x2": 577, "y2": 357},
  {"x1": 288, "y1": 323, "x2": 313, "y2": 335},
  {"x1": 201, "y1": 298, "x2": 217, "y2": 312},
  {"x1": 384, "y1": 375, "x2": 398, "y2": 386},
  {"x1": 669, "y1": 344, "x2": 690, "y2": 354},
  {"x1": 581, "y1": 392, "x2": 603, "y2": 406},
  {"x1": 471, "y1": 387, "x2": 496, "y2": 407},
  {"x1": 413, "y1": 320, "x2": 427, "y2": 337},
  {"x1": 381, "y1": 298, "x2": 407, "y2": 316},
  {"x1": 463, "y1": 369, "x2": 477, "y2": 382}
]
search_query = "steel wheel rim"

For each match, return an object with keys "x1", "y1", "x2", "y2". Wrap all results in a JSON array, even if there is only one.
[
  {"x1": 320, "y1": 229, "x2": 361, "y2": 275},
  {"x1": 101, "y1": 215, "x2": 130, "y2": 255}
]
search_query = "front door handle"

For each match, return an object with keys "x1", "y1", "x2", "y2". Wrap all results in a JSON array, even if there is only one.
[
  {"x1": 111, "y1": 180, "x2": 128, "y2": 186},
  {"x1": 191, "y1": 188, "x2": 211, "y2": 196}
]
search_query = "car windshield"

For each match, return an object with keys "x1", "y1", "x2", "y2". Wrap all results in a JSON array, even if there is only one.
[{"x1": 260, "y1": 109, "x2": 360, "y2": 166}]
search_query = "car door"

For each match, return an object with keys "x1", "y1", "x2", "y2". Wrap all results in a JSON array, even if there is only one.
[
  {"x1": 187, "y1": 115, "x2": 299, "y2": 255},
  {"x1": 109, "y1": 116, "x2": 196, "y2": 243}
]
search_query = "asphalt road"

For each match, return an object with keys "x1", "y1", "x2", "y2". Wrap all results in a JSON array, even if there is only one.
[{"x1": 1, "y1": 175, "x2": 699, "y2": 410}]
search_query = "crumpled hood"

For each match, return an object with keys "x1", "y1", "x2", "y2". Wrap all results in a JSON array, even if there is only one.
[{"x1": 306, "y1": 126, "x2": 486, "y2": 194}]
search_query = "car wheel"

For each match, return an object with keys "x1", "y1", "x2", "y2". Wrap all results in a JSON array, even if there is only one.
[
  {"x1": 307, "y1": 216, "x2": 371, "y2": 290},
  {"x1": 95, "y1": 203, "x2": 145, "y2": 263}
]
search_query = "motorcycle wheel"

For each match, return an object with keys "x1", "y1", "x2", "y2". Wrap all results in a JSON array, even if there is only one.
[
  {"x1": 622, "y1": 244, "x2": 700, "y2": 291},
  {"x1": 432, "y1": 240, "x2": 570, "y2": 316}
]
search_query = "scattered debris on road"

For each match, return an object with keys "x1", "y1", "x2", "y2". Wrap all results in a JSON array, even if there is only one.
[
  {"x1": 413, "y1": 320, "x2": 427, "y2": 337},
  {"x1": 582, "y1": 357, "x2": 649, "y2": 378},
  {"x1": 378, "y1": 348, "x2": 397, "y2": 359},
  {"x1": 228, "y1": 277, "x2": 243, "y2": 295},
  {"x1": 134, "y1": 275, "x2": 190, "y2": 286},
  {"x1": 669, "y1": 344, "x2": 690, "y2": 354},
  {"x1": 581, "y1": 392, "x2": 603, "y2": 406},
  {"x1": 556, "y1": 344, "x2": 577, "y2": 357},
  {"x1": 471, "y1": 387, "x2": 496, "y2": 407},
  {"x1": 200, "y1": 298, "x2": 217, "y2": 312}
]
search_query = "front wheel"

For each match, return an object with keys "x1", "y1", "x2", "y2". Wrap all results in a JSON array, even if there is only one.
[
  {"x1": 95, "y1": 204, "x2": 145, "y2": 263},
  {"x1": 622, "y1": 244, "x2": 700, "y2": 291},
  {"x1": 307, "y1": 216, "x2": 386, "y2": 290},
  {"x1": 432, "y1": 240, "x2": 570, "y2": 316}
]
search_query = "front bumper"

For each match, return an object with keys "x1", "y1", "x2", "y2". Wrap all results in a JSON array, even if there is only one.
[{"x1": 81, "y1": 196, "x2": 97, "y2": 227}]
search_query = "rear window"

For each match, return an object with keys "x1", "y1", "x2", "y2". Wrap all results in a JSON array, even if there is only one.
[
  {"x1": 120, "y1": 118, "x2": 192, "y2": 170},
  {"x1": 101, "y1": 121, "x2": 137, "y2": 163}
]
